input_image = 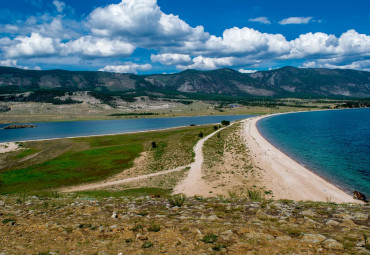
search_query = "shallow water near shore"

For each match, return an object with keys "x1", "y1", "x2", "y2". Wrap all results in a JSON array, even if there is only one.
[
  {"x1": 258, "y1": 108, "x2": 370, "y2": 198},
  {"x1": 0, "y1": 114, "x2": 254, "y2": 143}
]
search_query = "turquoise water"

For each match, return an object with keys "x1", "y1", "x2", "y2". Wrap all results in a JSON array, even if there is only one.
[
  {"x1": 258, "y1": 108, "x2": 370, "y2": 197},
  {"x1": 0, "y1": 114, "x2": 254, "y2": 143}
]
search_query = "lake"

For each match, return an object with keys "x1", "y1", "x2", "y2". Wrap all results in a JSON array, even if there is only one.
[{"x1": 0, "y1": 114, "x2": 254, "y2": 143}]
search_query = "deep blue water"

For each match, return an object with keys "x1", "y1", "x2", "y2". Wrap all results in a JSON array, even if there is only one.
[
  {"x1": 258, "y1": 108, "x2": 370, "y2": 197},
  {"x1": 0, "y1": 114, "x2": 254, "y2": 143}
]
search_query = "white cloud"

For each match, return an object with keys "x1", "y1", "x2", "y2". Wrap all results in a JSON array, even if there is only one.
[
  {"x1": 279, "y1": 17, "x2": 313, "y2": 25},
  {"x1": 238, "y1": 69, "x2": 257, "y2": 73},
  {"x1": 0, "y1": 59, "x2": 41, "y2": 70},
  {"x1": 5, "y1": 33, "x2": 60, "y2": 58},
  {"x1": 53, "y1": 0, "x2": 66, "y2": 13},
  {"x1": 151, "y1": 53, "x2": 191, "y2": 65},
  {"x1": 249, "y1": 17, "x2": 271, "y2": 24},
  {"x1": 87, "y1": 0, "x2": 209, "y2": 47},
  {"x1": 65, "y1": 36, "x2": 135, "y2": 57},
  {"x1": 303, "y1": 59, "x2": 370, "y2": 72},
  {"x1": 177, "y1": 56, "x2": 234, "y2": 70},
  {"x1": 99, "y1": 62, "x2": 152, "y2": 73}
]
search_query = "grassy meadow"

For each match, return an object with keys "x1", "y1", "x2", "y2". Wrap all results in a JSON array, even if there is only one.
[{"x1": 0, "y1": 125, "x2": 214, "y2": 194}]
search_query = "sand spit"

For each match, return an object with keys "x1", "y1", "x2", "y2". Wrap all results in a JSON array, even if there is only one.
[{"x1": 242, "y1": 115, "x2": 359, "y2": 203}]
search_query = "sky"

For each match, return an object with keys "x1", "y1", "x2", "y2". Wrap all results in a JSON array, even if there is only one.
[{"x1": 0, "y1": 0, "x2": 369, "y2": 74}]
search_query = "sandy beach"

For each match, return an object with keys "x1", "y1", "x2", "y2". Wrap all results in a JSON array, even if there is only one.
[
  {"x1": 242, "y1": 114, "x2": 360, "y2": 203},
  {"x1": 0, "y1": 142, "x2": 20, "y2": 154}
]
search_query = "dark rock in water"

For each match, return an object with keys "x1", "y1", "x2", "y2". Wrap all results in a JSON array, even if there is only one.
[
  {"x1": 3, "y1": 124, "x2": 36, "y2": 129},
  {"x1": 353, "y1": 190, "x2": 368, "y2": 203}
]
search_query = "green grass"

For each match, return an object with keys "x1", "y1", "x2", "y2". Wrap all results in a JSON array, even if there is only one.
[
  {"x1": 76, "y1": 188, "x2": 172, "y2": 198},
  {"x1": 0, "y1": 126, "x2": 213, "y2": 194}
]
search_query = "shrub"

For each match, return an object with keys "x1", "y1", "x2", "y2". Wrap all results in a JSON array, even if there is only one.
[
  {"x1": 168, "y1": 194, "x2": 186, "y2": 207},
  {"x1": 142, "y1": 242, "x2": 153, "y2": 249},
  {"x1": 151, "y1": 142, "x2": 157, "y2": 148},
  {"x1": 221, "y1": 120, "x2": 230, "y2": 126},
  {"x1": 2, "y1": 218, "x2": 15, "y2": 224},
  {"x1": 148, "y1": 224, "x2": 161, "y2": 232},
  {"x1": 198, "y1": 132, "x2": 204, "y2": 138},
  {"x1": 247, "y1": 189, "x2": 263, "y2": 201},
  {"x1": 213, "y1": 125, "x2": 219, "y2": 130},
  {"x1": 212, "y1": 243, "x2": 227, "y2": 251},
  {"x1": 202, "y1": 234, "x2": 218, "y2": 243}
]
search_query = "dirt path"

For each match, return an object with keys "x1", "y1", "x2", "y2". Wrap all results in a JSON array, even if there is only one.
[
  {"x1": 172, "y1": 124, "x2": 233, "y2": 196},
  {"x1": 62, "y1": 124, "x2": 232, "y2": 193}
]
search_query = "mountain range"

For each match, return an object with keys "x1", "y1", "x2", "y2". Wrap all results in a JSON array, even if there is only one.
[{"x1": 0, "y1": 66, "x2": 369, "y2": 98}]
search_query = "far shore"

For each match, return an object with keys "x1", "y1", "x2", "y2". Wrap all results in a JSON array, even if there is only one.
[{"x1": 243, "y1": 113, "x2": 360, "y2": 203}]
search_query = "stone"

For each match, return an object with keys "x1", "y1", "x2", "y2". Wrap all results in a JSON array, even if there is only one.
[
  {"x1": 111, "y1": 212, "x2": 118, "y2": 219},
  {"x1": 208, "y1": 215, "x2": 218, "y2": 221},
  {"x1": 301, "y1": 234, "x2": 326, "y2": 243},
  {"x1": 276, "y1": 235, "x2": 292, "y2": 241},
  {"x1": 301, "y1": 210, "x2": 315, "y2": 217},
  {"x1": 326, "y1": 219, "x2": 340, "y2": 227},
  {"x1": 323, "y1": 239, "x2": 344, "y2": 250}
]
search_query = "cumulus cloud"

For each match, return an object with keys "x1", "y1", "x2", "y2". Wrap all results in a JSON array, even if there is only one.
[
  {"x1": 99, "y1": 62, "x2": 152, "y2": 73},
  {"x1": 279, "y1": 17, "x2": 313, "y2": 25},
  {"x1": 87, "y1": 0, "x2": 209, "y2": 47},
  {"x1": 66, "y1": 36, "x2": 135, "y2": 57},
  {"x1": 151, "y1": 53, "x2": 191, "y2": 65},
  {"x1": 239, "y1": 69, "x2": 257, "y2": 73},
  {"x1": 53, "y1": 0, "x2": 66, "y2": 13},
  {"x1": 0, "y1": 59, "x2": 41, "y2": 70},
  {"x1": 249, "y1": 17, "x2": 271, "y2": 24},
  {"x1": 5, "y1": 33, "x2": 60, "y2": 58},
  {"x1": 177, "y1": 56, "x2": 234, "y2": 70}
]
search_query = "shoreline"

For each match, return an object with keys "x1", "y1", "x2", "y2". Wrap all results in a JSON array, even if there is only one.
[
  {"x1": 0, "y1": 114, "x2": 253, "y2": 143},
  {"x1": 243, "y1": 113, "x2": 360, "y2": 203}
]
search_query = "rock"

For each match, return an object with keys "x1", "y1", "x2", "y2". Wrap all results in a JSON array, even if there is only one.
[
  {"x1": 208, "y1": 215, "x2": 218, "y2": 221},
  {"x1": 353, "y1": 213, "x2": 369, "y2": 221},
  {"x1": 353, "y1": 191, "x2": 368, "y2": 203},
  {"x1": 136, "y1": 233, "x2": 148, "y2": 241},
  {"x1": 301, "y1": 210, "x2": 315, "y2": 217},
  {"x1": 3, "y1": 124, "x2": 36, "y2": 129},
  {"x1": 341, "y1": 219, "x2": 356, "y2": 227},
  {"x1": 326, "y1": 220, "x2": 340, "y2": 227},
  {"x1": 276, "y1": 235, "x2": 292, "y2": 241},
  {"x1": 301, "y1": 234, "x2": 326, "y2": 243},
  {"x1": 111, "y1": 212, "x2": 118, "y2": 219},
  {"x1": 355, "y1": 247, "x2": 370, "y2": 255},
  {"x1": 323, "y1": 239, "x2": 344, "y2": 249}
]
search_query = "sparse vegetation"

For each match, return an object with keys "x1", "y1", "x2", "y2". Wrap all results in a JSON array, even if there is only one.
[
  {"x1": 168, "y1": 194, "x2": 186, "y2": 207},
  {"x1": 202, "y1": 234, "x2": 218, "y2": 243}
]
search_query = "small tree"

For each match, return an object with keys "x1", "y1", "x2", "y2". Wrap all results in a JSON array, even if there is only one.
[
  {"x1": 151, "y1": 142, "x2": 157, "y2": 148},
  {"x1": 198, "y1": 132, "x2": 204, "y2": 138},
  {"x1": 221, "y1": 120, "x2": 230, "y2": 126},
  {"x1": 213, "y1": 125, "x2": 218, "y2": 130}
]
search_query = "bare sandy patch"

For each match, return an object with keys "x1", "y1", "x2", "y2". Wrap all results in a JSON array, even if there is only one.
[{"x1": 0, "y1": 142, "x2": 20, "y2": 154}]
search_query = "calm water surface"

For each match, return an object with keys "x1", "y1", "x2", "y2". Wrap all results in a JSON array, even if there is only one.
[
  {"x1": 258, "y1": 108, "x2": 370, "y2": 197},
  {"x1": 0, "y1": 114, "x2": 254, "y2": 143}
]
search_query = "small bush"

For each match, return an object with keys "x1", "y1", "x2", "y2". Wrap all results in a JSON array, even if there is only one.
[
  {"x1": 202, "y1": 234, "x2": 218, "y2": 243},
  {"x1": 213, "y1": 125, "x2": 219, "y2": 130},
  {"x1": 142, "y1": 242, "x2": 153, "y2": 249},
  {"x1": 131, "y1": 224, "x2": 143, "y2": 232},
  {"x1": 212, "y1": 243, "x2": 227, "y2": 251},
  {"x1": 169, "y1": 194, "x2": 186, "y2": 207},
  {"x1": 125, "y1": 238, "x2": 133, "y2": 244},
  {"x1": 221, "y1": 120, "x2": 230, "y2": 126},
  {"x1": 198, "y1": 132, "x2": 204, "y2": 138},
  {"x1": 148, "y1": 224, "x2": 161, "y2": 232},
  {"x1": 151, "y1": 142, "x2": 157, "y2": 148},
  {"x1": 247, "y1": 189, "x2": 263, "y2": 201},
  {"x1": 2, "y1": 218, "x2": 15, "y2": 224}
]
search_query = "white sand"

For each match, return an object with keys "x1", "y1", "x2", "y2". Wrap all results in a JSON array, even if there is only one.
[
  {"x1": 242, "y1": 114, "x2": 359, "y2": 203},
  {"x1": 0, "y1": 142, "x2": 20, "y2": 154}
]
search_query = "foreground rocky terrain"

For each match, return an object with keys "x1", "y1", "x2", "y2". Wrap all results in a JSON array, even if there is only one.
[{"x1": 0, "y1": 194, "x2": 369, "y2": 254}]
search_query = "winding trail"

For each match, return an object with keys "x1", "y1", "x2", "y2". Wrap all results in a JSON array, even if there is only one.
[
  {"x1": 62, "y1": 124, "x2": 231, "y2": 193},
  {"x1": 172, "y1": 124, "x2": 233, "y2": 196}
]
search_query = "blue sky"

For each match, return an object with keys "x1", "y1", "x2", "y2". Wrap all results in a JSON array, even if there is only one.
[{"x1": 0, "y1": 0, "x2": 369, "y2": 73}]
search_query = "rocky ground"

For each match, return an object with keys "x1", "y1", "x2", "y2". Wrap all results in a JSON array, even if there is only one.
[{"x1": 0, "y1": 194, "x2": 369, "y2": 255}]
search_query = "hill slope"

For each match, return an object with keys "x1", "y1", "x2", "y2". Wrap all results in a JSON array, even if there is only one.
[{"x1": 0, "y1": 66, "x2": 369, "y2": 98}]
